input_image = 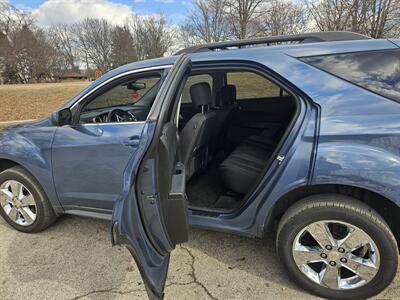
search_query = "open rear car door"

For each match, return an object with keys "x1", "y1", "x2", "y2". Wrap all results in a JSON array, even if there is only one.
[{"x1": 111, "y1": 54, "x2": 192, "y2": 299}]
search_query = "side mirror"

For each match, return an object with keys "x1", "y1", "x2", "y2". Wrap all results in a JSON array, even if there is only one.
[{"x1": 52, "y1": 108, "x2": 72, "y2": 126}]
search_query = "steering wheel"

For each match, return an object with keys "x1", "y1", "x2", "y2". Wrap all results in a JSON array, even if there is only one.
[{"x1": 107, "y1": 109, "x2": 137, "y2": 123}]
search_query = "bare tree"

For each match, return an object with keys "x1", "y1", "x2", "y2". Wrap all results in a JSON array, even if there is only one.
[
  {"x1": 262, "y1": 0, "x2": 308, "y2": 36},
  {"x1": 72, "y1": 18, "x2": 113, "y2": 72},
  {"x1": 12, "y1": 26, "x2": 57, "y2": 82},
  {"x1": 306, "y1": 0, "x2": 400, "y2": 38},
  {"x1": 1, "y1": 0, "x2": 400, "y2": 85},
  {"x1": 0, "y1": 2, "x2": 34, "y2": 83},
  {"x1": 111, "y1": 25, "x2": 137, "y2": 67},
  {"x1": 225, "y1": 0, "x2": 266, "y2": 39},
  {"x1": 48, "y1": 24, "x2": 77, "y2": 71},
  {"x1": 0, "y1": 31, "x2": 12, "y2": 65},
  {"x1": 368, "y1": 0, "x2": 400, "y2": 38},
  {"x1": 306, "y1": 0, "x2": 353, "y2": 31},
  {"x1": 387, "y1": 5, "x2": 400, "y2": 37},
  {"x1": 0, "y1": 31, "x2": 15, "y2": 83},
  {"x1": 0, "y1": 2, "x2": 34, "y2": 42},
  {"x1": 128, "y1": 14, "x2": 172, "y2": 60},
  {"x1": 181, "y1": 0, "x2": 230, "y2": 44}
]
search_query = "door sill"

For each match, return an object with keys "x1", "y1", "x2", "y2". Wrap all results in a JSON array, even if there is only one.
[
  {"x1": 64, "y1": 209, "x2": 112, "y2": 220},
  {"x1": 188, "y1": 205, "x2": 229, "y2": 216}
]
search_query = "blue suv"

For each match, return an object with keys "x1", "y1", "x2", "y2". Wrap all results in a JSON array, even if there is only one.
[{"x1": 0, "y1": 32, "x2": 399, "y2": 299}]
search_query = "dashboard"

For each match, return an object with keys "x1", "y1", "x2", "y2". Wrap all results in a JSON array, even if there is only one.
[{"x1": 80, "y1": 106, "x2": 151, "y2": 124}]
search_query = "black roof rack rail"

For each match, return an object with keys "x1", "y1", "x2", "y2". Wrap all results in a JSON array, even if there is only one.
[{"x1": 175, "y1": 31, "x2": 370, "y2": 55}]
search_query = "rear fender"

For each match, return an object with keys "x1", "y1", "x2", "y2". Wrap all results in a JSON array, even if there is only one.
[{"x1": 313, "y1": 141, "x2": 400, "y2": 207}]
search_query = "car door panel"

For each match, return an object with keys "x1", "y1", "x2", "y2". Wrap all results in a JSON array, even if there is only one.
[
  {"x1": 52, "y1": 123, "x2": 145, "y2": 211},
  {"x1": 112, "y1": 54, "x2": 191, "y2": 299}
]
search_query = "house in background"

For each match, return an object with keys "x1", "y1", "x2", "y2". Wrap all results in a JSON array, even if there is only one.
[{"x1": 58, "y1": 71, "x2": 88, "y2": 82}]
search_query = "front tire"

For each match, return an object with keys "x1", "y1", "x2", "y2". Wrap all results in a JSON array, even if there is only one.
[
  {"x1": 0, "y1": 166, "x2": 57, "y2": 233},
  {"x1": 276, "y1": 194, "x2": 398, "y2": 299}
]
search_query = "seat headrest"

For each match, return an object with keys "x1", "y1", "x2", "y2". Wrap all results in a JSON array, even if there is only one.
[
  {"x1": 190, "y1": 82, "x2": 212, "y2": 108},
  {"x1": 221, "y1": 85, "x2": 237, "y2": 105}
]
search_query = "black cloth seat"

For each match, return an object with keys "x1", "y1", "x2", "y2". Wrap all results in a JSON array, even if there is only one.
[
  {"x1": 219, "y1": 141, "x2": 273, "y2": 195},
  {"x1": 213, "y1": 85, "x2": 236, "y2": 132},
  {"x1": 243, "y1": 134, "x2": 277, "y2": 151},
  {"x1": 211, "y1": 85, "x2": 237, "y2": 154}
]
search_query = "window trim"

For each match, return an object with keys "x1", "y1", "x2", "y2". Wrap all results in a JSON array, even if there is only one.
[{"x1": 69, "y1": 66, "x2": 171, "y2": 125}]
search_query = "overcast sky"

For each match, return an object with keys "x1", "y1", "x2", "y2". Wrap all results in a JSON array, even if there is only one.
[{"x1": 7, "y1": 0, "x2": 191, "y2": 26}]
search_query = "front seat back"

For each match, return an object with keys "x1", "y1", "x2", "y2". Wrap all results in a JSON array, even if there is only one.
[
  {"x1": 179, "y1": 82, "x2": 217, "y2": 180},
  {"x1": 211, "y1": 85, "x2": 237, "y2": 153},
  {"x1": 214, "y1": 84, "x2": 237, "y2": 128}
]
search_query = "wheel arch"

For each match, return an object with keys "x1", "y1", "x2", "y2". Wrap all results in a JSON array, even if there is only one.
[
  {"x1": 0, "y1": 157, "x2": 62, "y2": 215},
  {"x1": 264, "y1": 184, "x2": 400, "y2": 248},
  {"x1": 0, "y1": 158, "x2": 19, "y2": 173}
]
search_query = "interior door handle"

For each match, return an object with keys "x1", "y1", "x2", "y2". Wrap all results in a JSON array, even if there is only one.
[{"x1": 123, "y1": 136, "x2": 140, "y2": 147}]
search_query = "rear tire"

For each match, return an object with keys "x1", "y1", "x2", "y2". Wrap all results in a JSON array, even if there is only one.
[
  {"x1": 0, "y1": 166, "x2": 57, "y2": 233},
  {"x1": 276, "y1": 194, "x2": 398, "y2": 300}
]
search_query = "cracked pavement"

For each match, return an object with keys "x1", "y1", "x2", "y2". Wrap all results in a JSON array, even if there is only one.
[{"x1": 0, "y1": 215, "x2": 399, "y2": 299}]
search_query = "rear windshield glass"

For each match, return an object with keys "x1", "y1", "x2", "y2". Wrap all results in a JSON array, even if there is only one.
[{"x1": 300, "y1": 49, "x2": 400, "y2": 102}]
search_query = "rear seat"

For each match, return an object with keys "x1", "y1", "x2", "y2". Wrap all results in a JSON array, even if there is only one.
[
  {"x1": 244, "y1": 134, "x2": 277, "y2": 151},
  {"x1": 217, "y1": 84, "x2": 282, "y2": 195},
  {"x1": 219, "y1": 139, "x2": 273, "y2": 195}
]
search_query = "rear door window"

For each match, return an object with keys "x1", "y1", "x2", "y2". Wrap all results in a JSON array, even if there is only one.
[
  {"x1": 300, "y1": 49, "x2": 400, "y2": 102},
  {"x1": 227, "y1": 71, "x2": 281, "y2": 100}
]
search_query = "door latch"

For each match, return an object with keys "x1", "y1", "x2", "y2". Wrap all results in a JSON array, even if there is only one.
[
  {"x1": 147, "y1": 194, "x2": 157, "y2": 205},
  {"x1": 276, "y1": 155, "x2": 285, "y2": 165}
]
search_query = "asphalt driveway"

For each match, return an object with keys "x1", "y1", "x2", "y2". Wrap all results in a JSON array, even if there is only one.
[{"x1": 0, "y1": 215, "x2": 399, "y2": 299}]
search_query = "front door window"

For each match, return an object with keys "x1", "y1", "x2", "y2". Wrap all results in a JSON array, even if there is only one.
[{"x1": 79, "y1": 75, "x2": 161, "y2": 123}]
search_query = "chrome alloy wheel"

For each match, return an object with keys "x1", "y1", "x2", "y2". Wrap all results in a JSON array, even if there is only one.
[
  {"x1": 292, "y1": 220, "x2": 380, "y2": 290},
  {"x1": 0, "y1": 180, "x2": 37, "y2": 226}
]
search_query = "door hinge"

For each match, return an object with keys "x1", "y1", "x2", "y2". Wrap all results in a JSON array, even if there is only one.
[{"x1": 276, "y1": 155, "x2": 285, "y2": 165}]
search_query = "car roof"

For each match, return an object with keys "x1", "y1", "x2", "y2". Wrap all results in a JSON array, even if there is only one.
[
  {"x1": 111, "y1": 38, "x2": 396, "y2": 73},
  {"x1": 86, "y1": 37, "x2": 398, "y2": 83},
  {"x1": 62, "y1": 37, "x2": 398, "y2": 109},
  {"x1": 189, "y1": 38, "x2": 397, "y2": 61}
]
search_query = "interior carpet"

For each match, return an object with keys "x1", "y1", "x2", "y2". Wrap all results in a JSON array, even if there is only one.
[
  {"x1": 186, "y1": 159, "x2": 243, "y2": 210},
  {"x1": 214, "y1": 195, "x2": 242, "y2": 210},
  {"x1": 186, "y1": 164, "x2": 225, "y2": 208}
]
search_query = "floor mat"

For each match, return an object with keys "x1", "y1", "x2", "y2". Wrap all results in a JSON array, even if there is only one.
[
  {"x1": 186, "y1": 157, "x2": 243, "y2": 210},
  {"x1": 214, "y1": 195, "x2": 243, "y2": 210},
  {"x1": 186, "y1": 164, "x2": 225, "y2": 208}
]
